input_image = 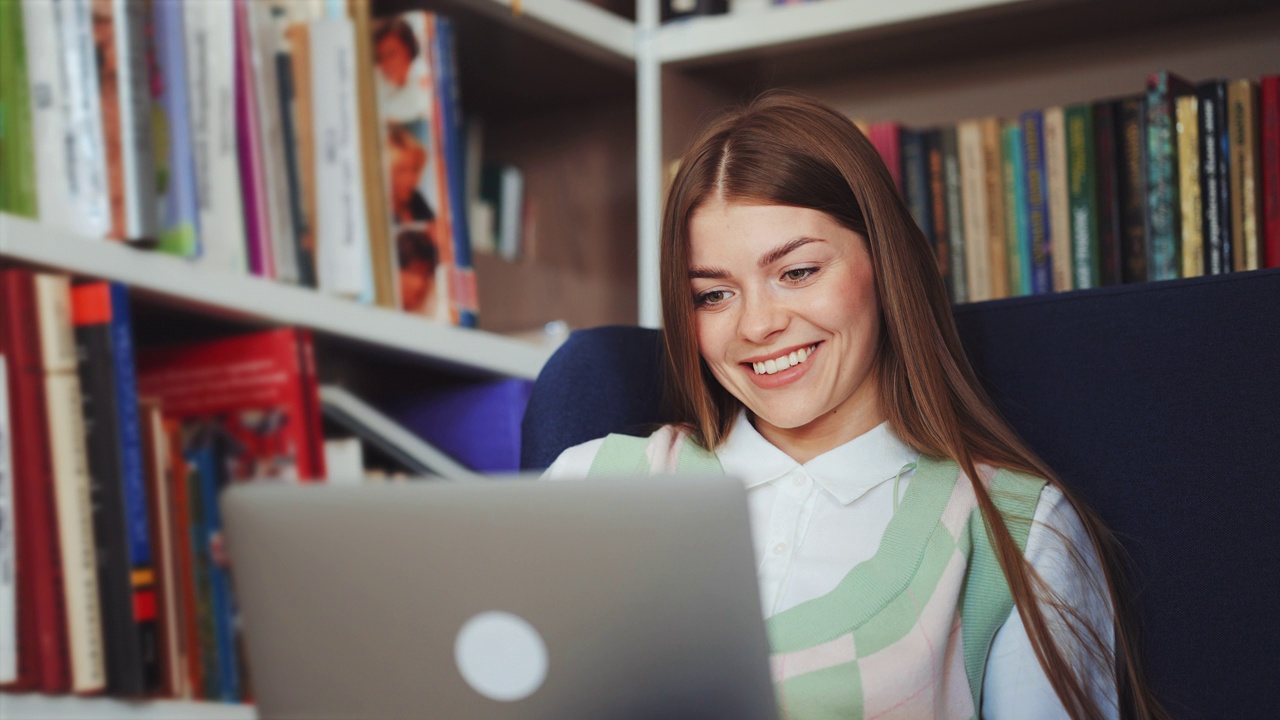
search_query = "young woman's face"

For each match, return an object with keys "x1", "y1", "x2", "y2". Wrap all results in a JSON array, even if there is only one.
[{"x1": 688, "y1": 200, "x2": 884, "y2": 453}]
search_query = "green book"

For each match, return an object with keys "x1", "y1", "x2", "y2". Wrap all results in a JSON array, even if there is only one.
[
  {"x1": 1, "y1": 0, "x2": 37, "y2": 218},
  {"x1": 1002, "y1": 121, "x2": 1031, "y2": 296},
  {"x1": 1066, "y1": 103, "x2": 1101, "y2": 289}
]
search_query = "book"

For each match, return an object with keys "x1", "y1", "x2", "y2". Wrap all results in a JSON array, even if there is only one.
[
  {"x1": 1115, "y1": 95, "x2": 1150, "y2": 283},
  {"x1": 1003, "y1": 120, "x2": 1032, "y2": 297},
  {"x1": 1066, "y1": 103, "x2": 1101, "y2": 289},
  {"x1": 183, "y1": 430, "x2": 238, "y2": 702},
  {"x1": 980, "y1": 118, "x2": 1009, "y2": 300},
  {"x1": 0, "y1": 355, "x2": 15, "y2": 685},
  {"x1": 1044, "y1": 106, "x2": 1073, "y2": 293},
  {"x1": 349, "y1": 0, "x2": 399, "y2": 309},
  {"x1": 479, "y1": 163, "x2": 525, "y2": 262},
  {"x1": 900, "y1": 129, "x2": 934, "y2": 252},
  {"x1": 234, "y1": 0, "x2": 275, "y2": 278},
  {"x1": 867, "y1": 121, "x2": 904, "y2": 194},
  {"x1": 152, "y1": 0, "x2": 202, "y2": 258},
  {"x1": 139, "y1": 400, "x2": 187, "y2": 698},
  {"x1": 71, "y1": 281, "x2": 160, "y2": 695},
  {"x1": 182, "y1": 0, "x2": 248, "y2": 274},
  {"x1": 1020, "y1": 110, "x2": 1053, "y2": 293},
  {"x1": 434, "y1": 17, "x2": 479, "y2": 327},
  {"x1": 1227, "y1": 78, "x2": 1262, "y2": 272},
  {"x1": 925, "y1": 130, "x2": 953, "y2": 297},
  {"x1": 1145, "y1": 71, "x2": 1195, "y2": 281},
  {"x1": 957, "y1": 119, "x2": 992, "y2": 302},
  {"x1": 33, "y1": 273, "x2": 107, "y2": 693},
  {"x1": 941, "y1": 126, "x2": 968, "y2": 302},
  {"x1": 1, "y1": 0, "x2": 37, "y2": 219},
  {"x1": 1263, "y1": 75, "x2": 1280, "y2": 268},
  {"x1": 162, "y1": 417, "x2": 202, "y2": 699},
  {"x1": 92, "y1": 0, "x2": 160, "y2": 244},
  {"x1": 1175, "y1": 95, "x2": 1204, "y2": 278},
  {"x1": 0, "y1": 270, "x2": 71, "y2": 693},
  {"x1": 1093, "y1": 99, "x2": 1124, "y2": 286},
  {"x1": 1197, "y1": 80, "x2": 1233, "y2": 275},
  {"x1": 22, "y1": 0, "x2": 111, "y2": 237}
]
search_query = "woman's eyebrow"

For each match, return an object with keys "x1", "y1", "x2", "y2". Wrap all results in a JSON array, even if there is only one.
[{"x1": 758, "y1": 237, "x2": 823, "y2": 268}]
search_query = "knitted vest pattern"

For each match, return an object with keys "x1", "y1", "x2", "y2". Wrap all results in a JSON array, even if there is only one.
[{"x1": 586, "y1": 426, "x2": 1046, "y2": 720}]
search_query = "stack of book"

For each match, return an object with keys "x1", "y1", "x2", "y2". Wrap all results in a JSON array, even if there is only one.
[
  {"x1": 0, "y1": 267, "x2": 325, "y2": 703},
  {"x1": 860, "y1": 72, "x2": 1280, "y2": 304},
  {"x1": 2, "y1": 0, "x2": 482, "y2": 328}
]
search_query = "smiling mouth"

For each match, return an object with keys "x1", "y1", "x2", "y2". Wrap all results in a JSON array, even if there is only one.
[{"x1": 748, "y1": 343, "x2": 819, "y2": 375}]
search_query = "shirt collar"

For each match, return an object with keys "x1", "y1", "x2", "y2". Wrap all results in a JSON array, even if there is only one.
[{"x1": 716, "y1": 410, "x2": 920, "y2": 506}]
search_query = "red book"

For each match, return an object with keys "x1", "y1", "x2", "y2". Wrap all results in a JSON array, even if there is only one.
[
  {"x1": 1262, "y1": 74, "x2": 1279, "y2": 268},
  {"x1": 0, "y1": 270, "x2": 71, "y2": 692},
  {"x1": 135, "y1": 328, "x2": 325, "y2": 482},
  {"x1": 868, "y1": 121, "x2": 904, "y2": 194}
]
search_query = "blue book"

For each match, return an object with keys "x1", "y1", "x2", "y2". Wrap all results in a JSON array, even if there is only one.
[
  {"x1": 187, "y1": 433, "x2": 240, "y2": 702},
  {"x1": 901, "y1": 129, "x2": 934, "y2": 249},
  {"x1": 1003, "y1": 122, "x2": 1033, "y2": 296},
  {"x1": 383, "y1": 379, "x2": 534, "y2": 473},
  {"x1": 1145, "y1": 71, "x2": 1195, "y2": 281},
  {"x1": 153, "y1": 0, "x2": 201, "y2": 257},
  {"x1": 434, "y1": 17, "x2": 478, "y2": 327},
  {"x1": 1020, "y1": 110, "x2": 1054, "y2": 294}
]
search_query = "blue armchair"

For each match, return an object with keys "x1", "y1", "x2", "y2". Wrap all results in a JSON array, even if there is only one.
[{"x1": 522, "y1": 268, "x2": 1280, "y2": 719}]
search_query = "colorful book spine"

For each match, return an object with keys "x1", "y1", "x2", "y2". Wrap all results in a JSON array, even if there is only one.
[
  {"x1": 980, "y1": 118, "x2": 1009, "y2": 300},
  {"x1": 1175, "y1": 95, "x2": 1204, "y2": 278},
  {"x1": 71, "y1": 282, "x2": 160, "y2": 695},
  {"x1": 925, "y1": 130, "x2": 952, "y2": 298},
  {"x1": 1092, "y1": 100, "x2": 1124, "y2": 286},
  {"x1": 435, "y1": 17, "x2": 479, "y2": 327},
  {"x1": 153, "y1": 0, "x2": 202, "y2": 258},
  {"x1": 957, "y1": 120, "x2": 991, "y2": 302},
  {"x1": 165, "y1": 418, "x2": 202, "y2": 699},
  {"x1": 182, "y1": 0, "x2": 248, "y2": 273},
  {"x1": 101, "y1": 0, "x2": 160, "y2": 243},
  {"x1": 1066, "y1": 103, "x2": 1101, "y2": 289},
  {"x1": 1145, "y1": 71, "x2": 1194, "y2": 281},
  {"x1": 941, "y1": 127, "x2": 967, "y2": 303},
  {"x1": 269, "y1": 4, "x2": 317, "y2": 288},
  {"x1": 34, "y1": 274, "x2": 107, "y2": 693},
  {"x1": 1, "y1": 0, "x2": 37, "y2": 219},
  {"x1": 1263, "y1": 75, "x2": 1280, "y2": 268},
  {"x1": 139, "y1": 401, "x2": 185, "y2": 698},
  {"x1": 901, "y1": 129, "x2": 934, "y2": 251},
  {"x1": 1116, "y1": 96, "x2": 1149, "y2": 283},
  {"x1": 1227, "y1": 79, "x2": 1262, "y2": 272},
  {"x1": 182, "y1": 440, "x2": 221, "y2": 700},
  {"x1": 1020, "y1": 110, "x2": 1053, "y2": 293},
  {"x1": 1043, "y1": 106, "x2": 1073, "y2": 292},
  {"x1": 234, "y1": 0, "x2": 275, "y2": 278},
  {"x1": 1003, "y1": 120, "x2": 1032, "y2": 297},
  {"x1": 1197, "y1": 80, "x2": 1232, "y2": 275},
  {"x1": 868, "y1": 122, "x2": 904, "y2": 193},
  {"x1": 186, "y1": 436, "x2": 239, "y2": 702}
]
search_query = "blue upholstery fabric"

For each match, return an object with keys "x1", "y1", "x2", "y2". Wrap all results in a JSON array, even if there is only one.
[{"x1": 521, "y1": 268, "x2": 1280, "y2": 718}]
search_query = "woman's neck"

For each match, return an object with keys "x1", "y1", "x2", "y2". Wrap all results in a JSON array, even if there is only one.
[{"x1": 750, "y1": 404, "x2": 888, "y2": 465}]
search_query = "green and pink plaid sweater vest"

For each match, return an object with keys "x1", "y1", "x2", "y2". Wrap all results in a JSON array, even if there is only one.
[{"x1": 587, "y1": 426, "x2": 1046, "y2": 719}]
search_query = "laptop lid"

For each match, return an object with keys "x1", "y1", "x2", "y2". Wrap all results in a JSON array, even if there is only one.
[{"x1": 222, "y1": 475, "x2": 778, "y2": 719}]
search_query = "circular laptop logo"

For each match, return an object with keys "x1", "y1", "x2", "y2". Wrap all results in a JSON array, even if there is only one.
[{"x1": 454, "y1": 611, "x2": 549, "y2": 702}]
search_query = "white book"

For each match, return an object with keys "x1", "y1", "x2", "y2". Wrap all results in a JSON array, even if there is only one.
[
  {"x1": 499, "y1": 166, "x2": 524, "y2": 261},
  {"x1": 24, "y1": 0, "x2": 111, "y2": 239},
  {"x1": 0, "y1": 355, "x2": 15, "y2": 684},
  {"x1": 310, "y1": 17, "x2": 372, "y2": 299},
  {"x1": 958, "y1": 120, "x2": 991, "y2": 303},
  {"x1": 33, "y1": 275, "x2": 107, "y2": 694},
  {"x1": 247, "y1": 0, "x2": 301, "y2": 285},
  {"x1": 182, "y1": 0, "x2": 248, "y2": 274},
  {"x1": 110, "y1": 0, "x2": 161, "y2": 242}
]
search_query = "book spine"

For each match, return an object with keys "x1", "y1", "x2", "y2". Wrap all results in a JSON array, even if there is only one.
[
  {"x1": 1263, "y1": 75, "x2": 1280, "y2": 268},
  {"x1": 312, "y1": 16, "x2": 373, "y2": 300},
  {"x1": 34, "y1": 274, "x2": 107, "y2": 693},
  {"x1": 188, "y1": 439, "x2": 239, "y2": 702},
  {"x1": 2, "y1": 0, "x2": 37, "y2": 218},
  {"x1": 246, "y1": 0, "x2": 300, "y2": 285},
  {"x1": 0, "y1": 270, "x2": 71, "y2": 692},
  {"x1": 980, "y1": 118, "x2": 1008, "y2": 300},
  {"x1": 957, "y1": 120, "x2": 990, "y2": 302},
  {"x1": 0, "y1": 355, "x2": 15, "y2": 684},
  {"x1": 182, "y1": 441, "x2": 220, "y2": 700},
  {"x1": 183, "y1": 0, "x2": 248, "y2": 273},
  {"x1": 349, "y1": 0, "x2": 398, "y2": 309},
  {"x1": 1228, "y1": 79, "x2": 1262, "y2": 272},
  {"x1": 70, "y1": 283, "x2": 151, "y2": 696},
  {"x1": 925, "y1": 130, "x2": 952, "y2": 299},
  {"x1": 1066, "y1": 103, "x2": 1101, "y2": 290},
  {"x1": 1116, "y1": 96, "x2": 1149, "y2": 283},
  {"x1": 1198, "y1": 81, "x2": 1232, "y2": 275},
  {"x1": 165, "y1": 419, "x2": 200, "y2": 699},
  {"x1": 435, "y1": 17, "x2": 479, "y2": 327},
  {"x1": 941, "y1": 126, "x2": 967, "y2": 303},
  {"x1": 1020, "y1": 110, "x2": 1053, "y2": 294},
  {"x1": 901, "y1": 129, "x2": 933, "y2": 250},
  {"x1": 111, "y1": 0, "x2": 160, "y2": 243},
  {"x1": 422, "y1": 14, "x2": 458, "y2": 320},
  {"x1": 1002, "y1": 121, "x2": 1030, "y2": 296},
  {"x1": 140, "y1": 402, "x2": 184, "y2": 697},
  {"x1": 1146, "y1": 72, "x2": 1194, "y2": 281},
  {"x1": 1176, "y1": 95, "x2": 1204, "y2": 278},
  {"x1": 271, "y1": 7, "x2": 317, "y2": 288},
  {"x1": 152, "y1": 0, "x2": 201, "y2": 258},
  {"x1": 234, "y1": 0, "x2": 275, "y2": 278},
  {"x1": 1044, "y1": 106, "x2": 1073, "y2": 292},
  {"x1": 1092, "y1": 100, "x2": 1123, "y2": 286},
  {"x1": 293, "y1": 328, "x2": 327, "y2": 481}
]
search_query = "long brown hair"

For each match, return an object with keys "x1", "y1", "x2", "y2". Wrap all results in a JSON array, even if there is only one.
[{"x1": 660, "y1": 90, "x2": 1167, "y2": 719}]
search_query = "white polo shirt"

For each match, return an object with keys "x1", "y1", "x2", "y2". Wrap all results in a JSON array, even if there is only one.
[{"x1": 544, "y1": 411, "x2": 1117, "y2": 719}]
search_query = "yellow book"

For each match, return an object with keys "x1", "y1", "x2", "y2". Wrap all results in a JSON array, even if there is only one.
[
  {"x1": 1176, "y1": 95, "x2": 1203, "y2": 277},
  {"x1": 958, "y1": 120, "x2": 992, "y2": 302},
  {"x1": 980, "y1": 117, "x2": 1009, "y2": 300},
  {"x1": 1227, "y1": 79, "x2": 1262, "y2": 272}
]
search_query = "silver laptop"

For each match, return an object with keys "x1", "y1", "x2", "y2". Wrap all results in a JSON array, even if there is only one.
[{"x1": 222, "y1": 475, "x2": 778, "y2": 719}]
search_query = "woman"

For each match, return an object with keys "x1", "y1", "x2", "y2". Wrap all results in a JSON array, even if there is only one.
[{"x1": 545, "y1": 92, "x2": 1167, "y2": 719}]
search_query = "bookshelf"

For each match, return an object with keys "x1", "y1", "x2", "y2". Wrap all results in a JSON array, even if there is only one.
[{"x1": 0, "y1": 693, "x2": 255, "y2": 720}]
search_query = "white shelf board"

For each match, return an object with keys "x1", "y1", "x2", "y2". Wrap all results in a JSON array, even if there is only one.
[
  {"x1": 0, "y1": 215, "x2": 550, "y2": 380},
  {"x1": 462, "y1": 0, "x2": 636, "y2": 66},
  {"x1": 654, "y1": 0, "x2": 1035, "y2": 65},
  {"x1": 0, "y1": 693, "x2": 255, "y2": 720}
]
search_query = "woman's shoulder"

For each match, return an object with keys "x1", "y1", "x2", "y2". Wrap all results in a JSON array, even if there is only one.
[
  {"x1": 540, "y1": 437, "x2": 608, "y2": 480},
  {"x1": 539, "y1": 424, "x2": 693, "y2": 480}
]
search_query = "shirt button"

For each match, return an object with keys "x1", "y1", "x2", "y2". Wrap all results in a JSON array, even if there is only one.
[{"x1": 773, "y1": 542, "x2": 788, "y2": 556}]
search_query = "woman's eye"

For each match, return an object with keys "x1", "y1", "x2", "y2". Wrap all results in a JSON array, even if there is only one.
[
  {"x1": 783, "y1": 267, "x2": 818, "y2": 283},
  {"x1": 694, "y1": 289, "x2": 730, "y2": 307}
]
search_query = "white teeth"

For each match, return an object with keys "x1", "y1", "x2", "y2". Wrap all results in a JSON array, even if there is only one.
[{"x1": 751, "y1": 344, "x2": 817, "y2": 375}]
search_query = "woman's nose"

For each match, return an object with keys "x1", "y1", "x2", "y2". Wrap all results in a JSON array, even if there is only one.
[{"x1": 736, "y1": 291, "x2": 788, "y2": 344}]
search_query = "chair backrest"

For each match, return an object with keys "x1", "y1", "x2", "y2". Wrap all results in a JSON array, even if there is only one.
[{"x1": 521, "y1": 268, "x2": 1280, "y2": 719}]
